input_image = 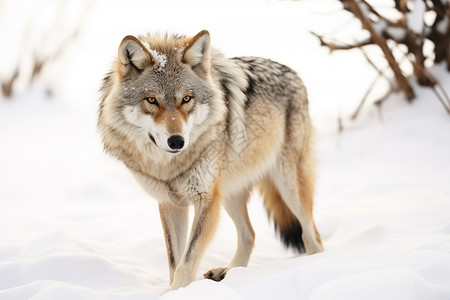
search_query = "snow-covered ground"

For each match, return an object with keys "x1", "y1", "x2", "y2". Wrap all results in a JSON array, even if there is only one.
[{"x1": 1, "y1": 0, "x2": 449, "y2": 299}]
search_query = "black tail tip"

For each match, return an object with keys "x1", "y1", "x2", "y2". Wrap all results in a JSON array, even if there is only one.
[{"x1": 275, "y1": 219, "x2": 306, "y2": 253}]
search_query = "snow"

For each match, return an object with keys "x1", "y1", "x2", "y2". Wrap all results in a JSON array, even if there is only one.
[
  {"x1": 437, "y1": 16, "x2": 449, "y2": 34},
  {"x1": 142, "y1": 41, "x2": 167, "y2": 72},
  {"x1": 371, "y1": 19, "x2": 388, "y2": 36},
  {"x1": 1, "y1": 0, "x2": 450, "y2": 299},
  {"x1": 385, "y1": 26, "x2": 405, "y2": 41},
  {"x1": 407, "y1": 0, "x2": 426, "y2": 34}
]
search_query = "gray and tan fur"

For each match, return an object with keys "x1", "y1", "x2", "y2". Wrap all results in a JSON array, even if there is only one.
[{"x1": 98, "y1": 30, "x2": 323, "y2": 289}]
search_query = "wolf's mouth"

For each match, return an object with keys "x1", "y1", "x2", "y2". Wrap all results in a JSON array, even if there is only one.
[
  {"x1": 167, "y1": 150, "x2": 181, "y2": 154},
  {"x1": 148, "y1": 133, "x2": 183, "y2": 154},
  {"x1": 149, "y1": 134, "x2": 157, "y2": 145}
]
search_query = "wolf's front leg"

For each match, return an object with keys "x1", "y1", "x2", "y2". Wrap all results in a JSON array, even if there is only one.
[
  {"x1": 159, "y1": 203, "x2": 189, "y2": 285},
  {"x1": 204, "y1": 188, "x2": 254, "y2": 281},
  {"x1": 171, "y1": 182, "x2": 221, "y2": 290}
]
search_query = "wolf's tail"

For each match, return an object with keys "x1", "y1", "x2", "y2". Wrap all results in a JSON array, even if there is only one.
[{"x1": 258, "y1": 178, "x2": 305, "y2": 253}]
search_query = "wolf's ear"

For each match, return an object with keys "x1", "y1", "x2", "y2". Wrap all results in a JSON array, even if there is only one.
[
  {"x1": 182, "y1": 30, "x2": 211, "y2": 76},
  {"x1": 118, "y1": 35, "x2": 154, "y2": 77}
]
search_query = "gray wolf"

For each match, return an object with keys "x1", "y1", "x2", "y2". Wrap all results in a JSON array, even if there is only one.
[{"x1": 98, "y1": 30, "x2": 323, "y2": 289}]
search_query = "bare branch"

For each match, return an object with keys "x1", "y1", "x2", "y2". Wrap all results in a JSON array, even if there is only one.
[
  {"x1": 1, "y1": 69, "x2": 19, "y2": 99},
  {"x1": 311, "y1": 0, "x2": 450, "y2": 119},
  {"x1": 310, "y1": 32, "x2": 372, "y2": 52},
  {"x1": 373, "y1": 86, "x2": 396, "y2": 107},
  {"x1": 346, "y1": 0, "x2": 415, "y2": 100},
  {"x1": 351, "y1": 50, "x2": 397, "y2": 120},
  {"x1": 361, "y1": 0, "x2": 406, "y2": 28},
  {"x1": 351, "y1": 75, "x2": 381, "y2": 120}
]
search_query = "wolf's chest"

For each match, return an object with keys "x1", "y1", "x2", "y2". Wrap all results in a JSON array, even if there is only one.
[
  {"x1": 131, "y1": 165, "x2": 217, "y2": 206},
  {"x1": 127, "y1": 149, "x2": 219, "y2": 206}
]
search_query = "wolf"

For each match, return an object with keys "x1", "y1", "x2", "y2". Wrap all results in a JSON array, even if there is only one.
[{"x1": 98, "y1": 30, "x2": 323, "y2": 289}]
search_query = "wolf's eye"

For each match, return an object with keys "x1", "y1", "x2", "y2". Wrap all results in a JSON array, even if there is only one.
[
  {"x1": 145, "y1": 97, "x2": 158, "y2": 105},
  {"x1": 182, "y1": 95, "x2": 192, "y2": 104}
]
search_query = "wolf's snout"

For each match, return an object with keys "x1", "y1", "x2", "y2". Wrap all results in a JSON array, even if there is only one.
[{"x1": 168, "y1": 135, "x2": 185, "y2": 150}]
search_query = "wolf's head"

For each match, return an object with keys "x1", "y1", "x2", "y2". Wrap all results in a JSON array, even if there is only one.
[{"x1": 104, "y1": 30, "x2": 224, "y2": 155}]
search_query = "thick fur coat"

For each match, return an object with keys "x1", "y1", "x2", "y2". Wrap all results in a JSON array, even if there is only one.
[{"x1": 98, "y1": 30, "x2": 323, "y2": 289}]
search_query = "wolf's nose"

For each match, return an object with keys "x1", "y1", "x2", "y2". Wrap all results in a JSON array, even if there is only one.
[{"x1": 167, "y1": 135, "x2": 185, "y2": 150}]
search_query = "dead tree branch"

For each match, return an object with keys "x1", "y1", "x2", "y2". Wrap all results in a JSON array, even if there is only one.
[
  {"x1": 1, "y1": 69, "x2": 19, "y2": 98},
  {"x1": 345, "y1": 0, "x2": 415, "y2": 100},
  {"x1": 311, "y1": 0, "x2": 450, "y2": 119}
]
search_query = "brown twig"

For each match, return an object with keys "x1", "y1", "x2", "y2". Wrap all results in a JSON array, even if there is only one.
[
  {"x1": 419, "y1": 68, "x2": 450, "y2": 114},
  {"x1": 373, "y1": 85, "x2": 396, "y2": 122},
  {"x1": 351, "y1": 75, "x2": 380, "y2": 120},
  {"x1": 29, "y1": 27, "x2": 81, "y2": 84},
  {"x1": 351, "y1": 49, "x2": 397, "y2": 119},
  {"x1": 361, "y1": 0, "x2": 406, "y2": 28},
  {"x1": 1, "y1": 69, "x2": 19, "y2": 98},
  {"x1": 360, "y1": 50, "x2": 393, "y2": 85},
  {"x1": 310, "y1": 32, "x2": 372, "y2": 52}
]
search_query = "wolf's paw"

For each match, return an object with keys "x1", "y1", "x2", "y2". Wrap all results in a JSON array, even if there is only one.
[{"x1": 203, "y1": 267, "x2": 230, "y2": 282}]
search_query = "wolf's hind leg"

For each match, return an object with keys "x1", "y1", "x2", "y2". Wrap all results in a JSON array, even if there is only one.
[{"x1": 204, "y1": 188, "x2": 254, "y2": 281}]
